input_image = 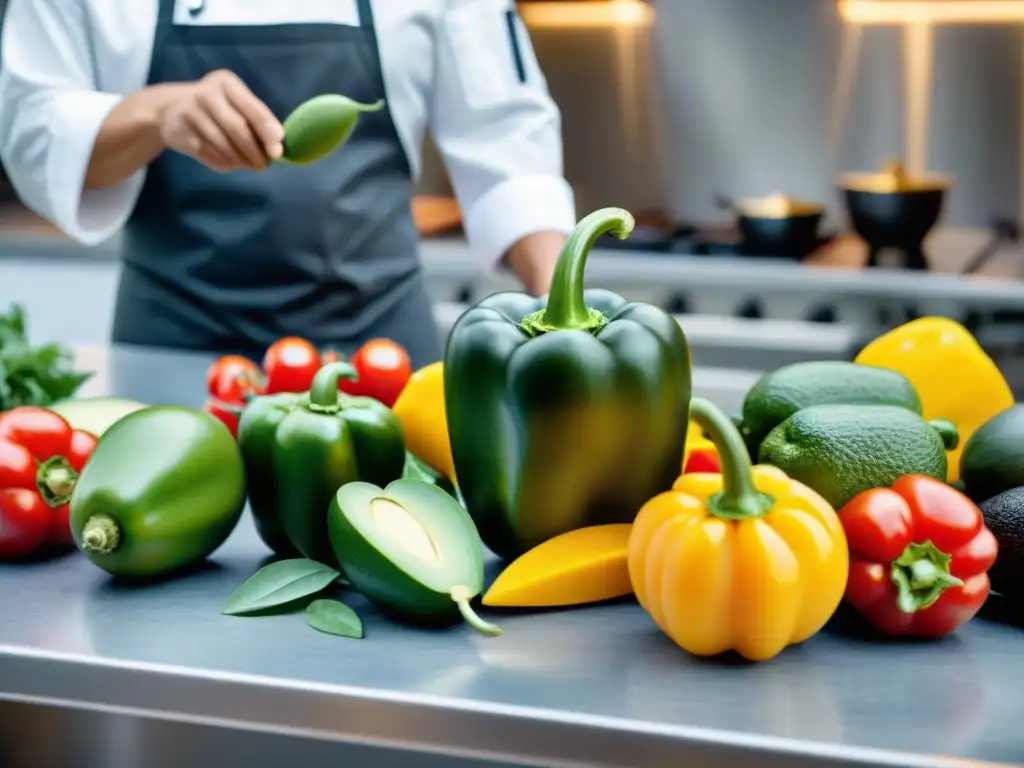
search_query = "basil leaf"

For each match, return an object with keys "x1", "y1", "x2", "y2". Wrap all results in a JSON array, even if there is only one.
[
  {"x1": 307, "y1": 599, "x2": 363, "y2": 639},
  {"x1": 222, "y1": 558, "x2": 340, "y2": 616}
]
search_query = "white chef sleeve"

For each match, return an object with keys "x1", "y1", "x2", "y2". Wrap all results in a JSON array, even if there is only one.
[
  {"x1": 0, "y1": 0, "x2": 142, "y2": 245},
  {"x1": 431, "y1": 0, "x2": 576, "y2": 264}
]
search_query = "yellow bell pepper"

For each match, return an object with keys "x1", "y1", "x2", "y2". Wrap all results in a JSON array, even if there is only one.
[
  {"x1": 391, "y1": 362, "x2": 456, "y2": 481},
  {"x1": 855, "y1": 317, "x2": 1013, "y2": 482},
  {"x1": 627, "y1": 398, "x2": 849, "y2": 662}
]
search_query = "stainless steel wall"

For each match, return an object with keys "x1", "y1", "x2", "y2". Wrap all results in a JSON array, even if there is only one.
[
  {"x1": 420, "y1": 2, "x2": 1024, "y2": 229},
  {"x1": 653, "y1": 1, "x2": 1023, "y2": 227}
]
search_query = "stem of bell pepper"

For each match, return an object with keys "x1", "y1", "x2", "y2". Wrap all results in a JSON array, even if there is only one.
[
  {"x1": 891, "y1": 540, "x2": 963, "y2": 613},
  {"x1": 521, "y1": 207, "x2": 635, "y2": 336},
  {"x1": 307, "y1": 362, "x2": 359, "y2": 413},
  {"x1": 690, "y1": 398, "x2": 774, "y2": 520}
]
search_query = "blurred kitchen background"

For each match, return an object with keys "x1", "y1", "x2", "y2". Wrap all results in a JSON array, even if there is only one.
[{"x1": 3, "y1": 0, "x2": 1024, "y2": 397}]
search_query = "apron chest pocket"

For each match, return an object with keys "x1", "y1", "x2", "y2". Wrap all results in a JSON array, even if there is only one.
[{"x1": 444, "y1": 0, "x2": 531, "y2": 110}]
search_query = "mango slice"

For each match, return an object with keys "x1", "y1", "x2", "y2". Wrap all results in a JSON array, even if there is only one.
[{"x1": 482, "y1": 524, "x2": 634, "y2": 607}]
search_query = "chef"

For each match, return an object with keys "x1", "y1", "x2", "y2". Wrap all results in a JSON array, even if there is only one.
[{"x1": 0, "y1": 0, "x2": 575, "y2": 370}]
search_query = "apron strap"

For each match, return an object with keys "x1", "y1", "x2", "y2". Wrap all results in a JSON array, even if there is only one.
[
  {"x1": 355, "y1": 0, "x2": 374, "y2": 30},
  {"x1": 157, "y1": 0, "x2": 177, "y2": 29}
]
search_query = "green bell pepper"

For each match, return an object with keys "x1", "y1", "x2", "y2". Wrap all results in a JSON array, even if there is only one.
[
  {"x1": 237, "y1": 361, "x2": 405, "y2": 563},
  {"x1": 444, "y1": 207, "x2": 693, "y2": 559}
]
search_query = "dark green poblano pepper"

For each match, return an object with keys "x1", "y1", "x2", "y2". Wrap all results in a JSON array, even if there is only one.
[{"x1": 444, "y1": 207, "x2": 693, "y2": 559}]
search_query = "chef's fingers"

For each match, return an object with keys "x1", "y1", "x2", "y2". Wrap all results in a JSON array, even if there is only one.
[
  {"x1": 195, "y1": 87, "x2": 268, "y2": 170},
  {"x1": 196, "y1": 145, "x2": 236, "y2": 174},
  {"x1": 183, "y1": 107, "x2": 248, "y2": 171},
  {"x1": 219, "y1": 73, "x2": 285, "y2": 160}
]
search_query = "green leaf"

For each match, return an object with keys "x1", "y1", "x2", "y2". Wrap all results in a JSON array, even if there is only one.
[
  {"x1": 307, "y1": 599, "x2": 363, "y2": 639},
  {"x1": 222, "y1": 558, "x2": 340, "y2": 616},
  {"x1": 0, "y1": 304, "x2": 91, "y2": 410}
]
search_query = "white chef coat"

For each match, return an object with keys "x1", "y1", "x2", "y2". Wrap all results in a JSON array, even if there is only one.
[{"x1": 0, "y1": 0, "x2": 576, "y2": 263}]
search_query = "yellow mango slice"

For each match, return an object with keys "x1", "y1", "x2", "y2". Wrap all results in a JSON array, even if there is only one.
[{"x1": 482, "y1": 524, "x2": 634, "y2": 607}]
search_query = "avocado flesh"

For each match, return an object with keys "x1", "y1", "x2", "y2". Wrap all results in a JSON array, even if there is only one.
[
  {"x1": 328, "y1": 479, "x2": 499, "y2": 634},
  {"x1": 758, "y1": 404, "x2": 948, "y2": 509},
  {"x1": 961, "y1": 405, "x2": 1024, "y2": 503},
  {"x1": 741, "y1": 361, "x2": 922, "y2": 449},
  {"x1": 979, "y1": 487, "x2": 1024, "y2": 600}
]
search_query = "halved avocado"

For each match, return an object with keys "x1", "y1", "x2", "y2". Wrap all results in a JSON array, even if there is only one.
[{"x1": 328, "y1": 479, "x2": 501, "y2": 636}]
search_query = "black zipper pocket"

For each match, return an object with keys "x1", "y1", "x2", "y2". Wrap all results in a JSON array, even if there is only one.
[{"x1": 505, "y1": 9, "x2": 527, "y2": 83}]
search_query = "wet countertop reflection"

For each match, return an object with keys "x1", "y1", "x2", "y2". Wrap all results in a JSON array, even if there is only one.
[{"x1": 0, "y1": 345, "x2": 1021, "y2": 766}]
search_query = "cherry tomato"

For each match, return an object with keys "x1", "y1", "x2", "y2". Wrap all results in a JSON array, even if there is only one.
[
  {"x1": 206, "y1": 355, "x2": 265, "y2": 402},
  {"x1": 204, "y1": 398, "x2": 244, "y2": 439},
  {"x1": 262, "y1": 337, "x2": 322, "y2": 394},
  {"x1": 339, "y1": 339, "x2": 412, "y2": 407}
]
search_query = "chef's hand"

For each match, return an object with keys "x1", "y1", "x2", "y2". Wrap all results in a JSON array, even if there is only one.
[
  {"x1": 160, "y1": 70, "x2": 284, "y2": 172},
  {"x1": 504, "y1": 231, "x2": 567, "y2": 296}
]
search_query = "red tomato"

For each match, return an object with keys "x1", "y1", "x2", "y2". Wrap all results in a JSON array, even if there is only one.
[
  {"x1": 262, "y1": 337, "x2": 322, "y2": 394},
  {"x1": 204, "y1": 398, "x2": 244, "y2": 439},
  {"x1": 206, "y1": 355, "x2": 265, "y2": 402},
  {"x1": 338, "y1": 338, "x2": 412, "y2": 407},
  {"x1": 0, "y1": 407, "x2": 97, "y2": 555}
]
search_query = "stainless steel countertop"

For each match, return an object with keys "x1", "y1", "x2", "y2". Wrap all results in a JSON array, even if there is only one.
[{"x1": 0, "y1": 346, "x2": 1021, "y2": 768}]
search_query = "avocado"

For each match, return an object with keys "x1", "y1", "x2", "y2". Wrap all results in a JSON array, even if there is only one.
[
  {"x1": 327, "y1": 479, "x2": 501, "y2": 635},
  {"x1": 70, "y1": 406, "x2": 247, "y2": 578},
  {"x1": 741, "y1": 361, "x2": 922, "y2": 450},
  {"x1": 960, "y1": 405, "x2": 1024, "y2": 503},
  {"x1": 978, "y1": 486, "x2": 1024, "y2": 600},
  {"x1": 758, "y1": 404, "x2": 957, "y2": 509}
]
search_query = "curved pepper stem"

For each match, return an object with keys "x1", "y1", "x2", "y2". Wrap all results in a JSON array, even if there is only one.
[
  {"x1": 891, "y1": 540, "x2": 963, "y2": 613},
  {"x1": 929, "y1": 418, "x2": 959, "y2": 451},
  {"x1": 689, "y1": 398, "x2": 774, "y2": 520},
  {"x1": 308, "y1": 362, "x2": 359, "y2": 410},
  {"x1": 523, "y1": 208, "x2": 635, "y2": 335}
]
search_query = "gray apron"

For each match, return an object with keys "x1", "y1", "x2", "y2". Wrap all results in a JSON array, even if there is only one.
[{"x1": 112, "y1": 0, "x2": 442, "y2": 371}]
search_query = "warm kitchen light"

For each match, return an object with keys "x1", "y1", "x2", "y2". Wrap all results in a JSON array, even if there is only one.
[
  {"x1": 517, "y1": 0, "x2": 654, "y2": 29},
  {"x1": 839, "y1": 0, "x2": 1024, "y2": 24}
]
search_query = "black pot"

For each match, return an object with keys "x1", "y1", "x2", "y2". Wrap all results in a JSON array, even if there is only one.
[
  {"x1": 717, "y1": 194, "x2": 826, "y2": 260},
  {"x1": 738, "y1": 211, "x2": 824, "y2": 259},
  {"x1": 840, "y1": 164, "x2": 951, "y2": 270}
]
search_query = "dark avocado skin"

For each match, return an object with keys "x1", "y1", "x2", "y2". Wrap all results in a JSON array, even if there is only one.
[
  {"x1": 741, "y1": 361, "x2": 922, "y2": 450},
  {"x1": 978, "y1": 486, "x2": 1024, "y2": 600},
  {"x1": 69, "y1": 406, "x2": 247, "y2": 578},
  {"x1": 272, "y1": 399, "x2": 405, "y2": 564},
  {"x1": 758, "y1": 404, "x2": 948, "y2": 510},
  {"x1": 961, "y1": 405, "x2": 1024, "y2": 503}
]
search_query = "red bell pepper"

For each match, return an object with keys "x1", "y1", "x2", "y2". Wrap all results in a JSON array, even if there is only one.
[
  {"x1": 839, "y1": 474, "x2": 998, "y2": 638},
  {"x1": 683, "y1": 446, "x2": 720, "y2": 474},
  {"x1": 0, "y1": 407, "x2": 97, "y2": 557}
]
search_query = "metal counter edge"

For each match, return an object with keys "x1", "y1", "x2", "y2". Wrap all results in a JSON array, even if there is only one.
[{"x1": 0, "y1": 645, "x2": 1007, "y2": 768}]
